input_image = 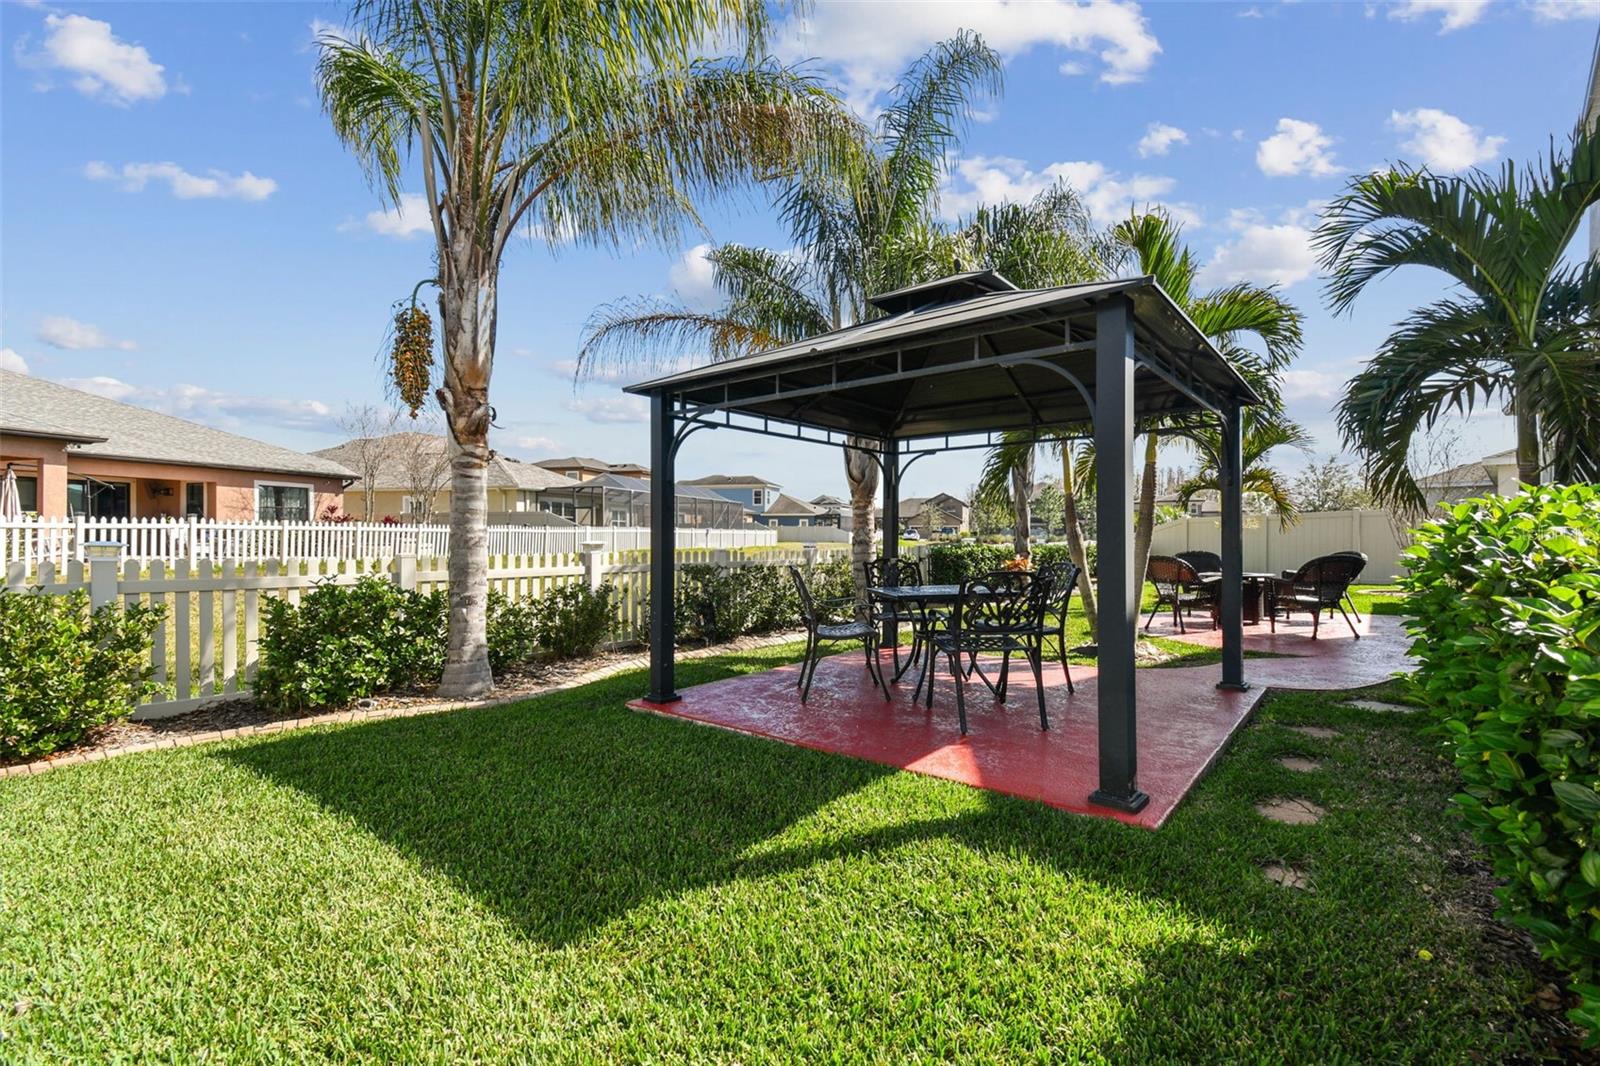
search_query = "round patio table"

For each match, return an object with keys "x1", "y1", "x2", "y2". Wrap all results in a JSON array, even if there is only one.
[{"x1": 1196, "y1": 571, "x2": 1278, "y2": 625}]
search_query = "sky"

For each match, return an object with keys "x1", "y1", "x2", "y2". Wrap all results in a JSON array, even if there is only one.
[{"x1": 2, "y1": 0, "x2": 1596, "y2": 504}]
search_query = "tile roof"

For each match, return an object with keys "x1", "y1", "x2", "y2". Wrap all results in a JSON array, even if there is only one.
[
  {"x1": 311, "y1": 433, "x2": 581, "y2": 492},
  {"x1": 762, "y1": 493, "x2": 823, "y2": 517},
  {"x1": 2, "y1": 370, "x2": 354, "y2": 479},
  {"x1": 680, "y1": 474, "x2": 780, "y2": 487}
]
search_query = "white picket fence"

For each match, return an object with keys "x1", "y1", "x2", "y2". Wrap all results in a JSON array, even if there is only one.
[
  {"x1": 0, "y1": 516, "x2": 777, "y2": 569},
  {"x1": 5, "y1": 543, "x2": 850, "y2": 719}
]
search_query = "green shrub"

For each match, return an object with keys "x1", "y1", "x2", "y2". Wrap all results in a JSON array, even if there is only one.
[
  {"x1": 0, "y1": 589, "x2": 165, "y2": 760},
  {"x1": 1402, "y1": 484, "x2": 1600, "y2": 1035},
  {"x1": 669, "y1": 558, "x2": 853, "y2": 644},
  {"x1": 534, "y1": 583, "x2": 615, "y2": 659},
  {"x1": 255, "y1": 577, "x2": 445, "y2": 711},
  {"x1": 487, "y1": 590, "x2": 540, "y2": 671},
  {"x1": 926, "y1": 542, "x2": 1089, "y2": 583}
]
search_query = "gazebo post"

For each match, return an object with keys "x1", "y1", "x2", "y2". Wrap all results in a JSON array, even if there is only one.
[
  {"x1": 647, "y1": 390, "x2": 679, "y2": 703},
  {"x1": 1218, "y1": 401, "x2": 1248, "y2": 691},
  {"x1": 1089, "y1": 295, "x2": 1149, "y2": 813},
  {"x1": 880, "y1": 437, "x2": 900, "y2": 647}
]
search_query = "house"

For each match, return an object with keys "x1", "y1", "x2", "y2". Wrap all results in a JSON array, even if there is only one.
[
  {"x1": 534, "y1": 456, "x2": 649, "y2": 481},
  {"x1": 877, "y1": 492, "x2": 969, "y2": 537},
  {"x1": 313, "y1": 432, "x2": 583, "y2": 522},
  {"x1": 808, "y1": 493, "x2": 851, "y2": 529},
  {"x1": 1417, "y1": 448, "x2": 1519, "y2": 508},
  {"x1": 759, "y1": 493, "x2": 832, "y2": 530},
  {"x1": 0, "y1": 370, "x2": 353, "y2": 520},
  {"x1": 680, "y1": 474, "x2": 781, "y2": 515}
]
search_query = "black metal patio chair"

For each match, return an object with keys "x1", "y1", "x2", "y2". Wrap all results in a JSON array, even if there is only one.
[
  {"x1": 1269, "y1": 553, "x2": 1366, "y2": 639},
  {"x1": 917, "y1": 570, "x2": 1050, "y2": 735},
  {"x1": 863, "y1": 555, "x2": 941, "y2": 681},
  {"x1": 1144, "y1": 555, "x2": 1219, "y2": 634},
  {"x1": 789, "y1": 566, "x2": 888, "y2": 704},
  {"x1": 1279, "y1": 549, "x2": 1368, "y2": 624},
  {"x1": 1026, "y1": 559, "x2": 1080, "y2": 694}
]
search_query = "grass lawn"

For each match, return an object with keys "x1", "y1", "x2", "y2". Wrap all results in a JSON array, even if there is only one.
[{"x1": 0, "y1": 640, "x2": 1550, "y2": 1062}]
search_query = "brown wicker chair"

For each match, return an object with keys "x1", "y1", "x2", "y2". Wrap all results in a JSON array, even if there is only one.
[
  {"x1": 1269, "y1": 554, "x2": 1367, "y2": 639},
  {"x1": 1144, "y1": 555, "x2": 1218, "y2": 634}
]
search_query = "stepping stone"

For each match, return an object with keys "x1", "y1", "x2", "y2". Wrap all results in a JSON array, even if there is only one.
[
  {"x1": 1256, "y1": 797, "x2": 1326, "y2": 825},
  {"x1": 1285, "y1": 725, "x2": 1339, "y2": 740},
  {"x1": 1345, "y1": 699, "x2": 1419, "y2": 714},
  {"x1": 1261, "y1": 863, "x2": 1312, "y2": 890},
  {"x1": 1277, "y1": 756, "x2": 1320, "y2": 773}
]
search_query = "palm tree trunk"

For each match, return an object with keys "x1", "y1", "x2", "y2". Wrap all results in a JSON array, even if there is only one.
[
  {"x1": 1132, "y1": 432, "x2": 1158, "y2": 595},
  {"x1": 1514, "y1": 389, "x2": 1541, "y2": 489},
  {"x1": 1011, "y1": 448, "x2": 1033, "y2": 559},
  {"x1": 844, "y1": 438, "x2": 879, "y2": 622},
  {"x1": 1061, "y1": 445, "x2": 1097, "y2": 639},
  {"x1": 435, "y1": 268, "x2": 496, "y2": 699}
]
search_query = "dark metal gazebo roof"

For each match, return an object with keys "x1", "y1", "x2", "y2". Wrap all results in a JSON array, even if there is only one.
[{"x1": 626, "y1": 275, "x2": 1260, "y2": 442}]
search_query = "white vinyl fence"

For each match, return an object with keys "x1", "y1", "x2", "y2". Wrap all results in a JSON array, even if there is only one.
[
  {"x1": 5, "y1": 542, "x2": 850, "y2": 720},
  {"x1": 0, "y1": 516, "x2": 776, "y2": 570},
  {"x1": 1148, "y1": 508, "x2": 1412, "y2": 582}
]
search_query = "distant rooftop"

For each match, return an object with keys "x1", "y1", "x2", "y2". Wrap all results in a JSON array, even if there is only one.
[
  {"x1": 3, "y1": 370, "x2": 354, "y2": 479},
  {"x1": 681, "y1": 474, "x2": 780, "y2": 488}
]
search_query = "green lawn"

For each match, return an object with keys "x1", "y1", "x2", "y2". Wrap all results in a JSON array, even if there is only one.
[{"x1": 0, "y1": 640, "x2": 1547, "y2": 1062}]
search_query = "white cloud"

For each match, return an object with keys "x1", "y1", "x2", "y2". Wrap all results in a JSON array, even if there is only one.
[
  {"x1": 668, "y1": 243, "x2": 721, "y2": 312},
  {"x1": 85, "y1": 161, "x2": 277, "y2": 201},
  {"x1": 342, "y1": 193, "x2": 434, "y2": 238},
  {"x1": 567, "y1": 396, "x2": 650, "y2": 425},
  {"x1": 1199, "y1": 210, "x2": 1318, "y2": 289},
  {"x1": 1279, "y1": 368, "x2": 1341, "y2": 400},
  {"x1": 1531, "y1": 0, "x2": 1600, "y2": 18},
  {"x1": 941, "y1": 154, "x2": 1200, "y2": 228},
  {"x1": 28, "y1": 13, "x2": 168, "y2": 105},
  {"x1": 0, "y1": 348, "x2": 28, "y2": 374},
  {"x1": 37, "y1": 315, "x2": 136, "y2": 351},
  {"x1": 1255, "y1": 118, "x2": 1339, "y2": 178},
  {"x1": 1386, "y1": 0, "x2": 1491, "y2": 32},
  {"x1": 775, "y1": 0, "x2": 1160, "y2": 111},
  {"x1": 1389, "y1": 108, "x2": 1505, "y2": 171},
  {"x1": 513, "y1": 434, "x2": 560, "y2": 453},
  {"x1": 1136, "y1": 122, "x2": 1188, "y2": 158},
  {"x1": 57, "y1": 376, "x2": 335, "y2": 431}
]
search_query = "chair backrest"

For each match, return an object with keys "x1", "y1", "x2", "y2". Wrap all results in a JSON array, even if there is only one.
[
  {"x1": 788, "y1": 566, "x2": 819, "y2": 627},
  {"x1": 953, "y1": 570, "x2": 1035, "y2": 636},
  {"x1": 1041, "y1": 559, "x2": 1081, "y2": 615},
  {"x1": 863, "y1": 555, "x2": 922, "y2": 590},
  {"x1": 1146, "y1": 554, "x2": 1198, "y2": 596},
  {"x1": 1291, "y1": 553, "x2": 1367, "y2": 604},
  {"x1": 1176, "y1": 550, "x2": 1223, "y2": 575}
]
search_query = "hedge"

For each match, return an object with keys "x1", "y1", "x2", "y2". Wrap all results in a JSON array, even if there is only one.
[
  {"x1": 925, "y1": 542, "x2": 1095, "y2": 584},
  {"x1": 1401, "y1": 484, "x2": 1600, "y2": 1037}
]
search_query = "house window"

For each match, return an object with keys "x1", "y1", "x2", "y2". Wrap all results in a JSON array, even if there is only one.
[
  {"x1": 256, "y1": 482, "x2": 311, "y2": 521},
  {"x1": 540, "y1": 499, "x2": 576, "y2": 519},
  {"x1": 15, "y1": 475, "x2": 37, "y2": 513},
  {"x1": 751, "y1": 489, "x2": 766, "y2": 507},
  {"x1": 184, "y1": 483, "x2": 206, "y2": 518},
  {"x1": 68, "y1": 478, "x2": 131, "y2": 518}
]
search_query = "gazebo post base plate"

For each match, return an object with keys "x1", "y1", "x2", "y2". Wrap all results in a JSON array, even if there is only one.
[
  {"x1": 1216, "y1": 681, "x2": 1252, "y2": 692},
  {"x1": 1089, "y1": 788, "x2": 1150, "y2": 813}
]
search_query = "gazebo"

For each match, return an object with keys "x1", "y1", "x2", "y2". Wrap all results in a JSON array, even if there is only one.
[{"x1": 625, "y1": 271, "x2": 1259, "y2": 814}]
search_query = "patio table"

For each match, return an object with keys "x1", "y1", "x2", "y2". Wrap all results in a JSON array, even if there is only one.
[
  {"x1": 868, "y1": 584, "x2": 964, "y2": 682},
  {"x1": 1196, "y1": 572, "x2": 1277, "y2": 625}
]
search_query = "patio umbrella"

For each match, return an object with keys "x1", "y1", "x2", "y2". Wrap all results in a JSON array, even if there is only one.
[{"x1": 0, "y1": 465, "x2": 21, "y2": 519}]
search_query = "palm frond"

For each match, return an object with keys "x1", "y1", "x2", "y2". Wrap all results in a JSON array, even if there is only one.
[
  {"x1": 1111, "y1": 211, "x2": 1198, "y2": 307},
  {"x1": 577, "y1": 297, "x2": 774, "y2": 378}
]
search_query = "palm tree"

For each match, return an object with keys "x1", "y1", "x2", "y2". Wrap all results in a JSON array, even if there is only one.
[
  {"x1": 1109, "y1": 212, "x2": 1306, "y2": 580},
  {"x1": 1316, "y1": 130, "x2": 1600, "y2": 508},
  {"x1": 1170, "y1": 408, "x2": 1311, "y2": 519},
  {"x1": 318, "y1": 0, "x2": 859, "y2": 695},
  {"x1": 579, "y1": 32, "x2": 1004, "y2": 610}
]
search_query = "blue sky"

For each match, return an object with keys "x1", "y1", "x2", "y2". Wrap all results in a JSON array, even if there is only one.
[{"x1": 3, "y1": 0, "x2": 1595, "y2": 503}]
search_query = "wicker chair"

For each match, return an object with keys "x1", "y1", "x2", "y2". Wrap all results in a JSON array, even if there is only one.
[
  {"x1": 789, "y1": 566, "x2": 887, "y2": 704},
  {"x1": 1144, "y1": 555, "x2": 1219, "y2": 634},
  {"x1": 1176, "y1": 550, "x2": 1223, "y2": 575},
  {"x1": 1269, "y1": 554, "x2": 1367, "y2": 639},
  {"x1": 1279, "y1": 550, "x2": 1368, "y2": 623}
]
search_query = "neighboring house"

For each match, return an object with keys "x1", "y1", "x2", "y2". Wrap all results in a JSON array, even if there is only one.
[
  {"x1": 878, "y1": 493, "x2": 969, "y2": 537},
  {"x1": 0, "y1": 370, "x2": 352, "y2": 521},
  {"x1": 808, "y1": 494, "x2": 850, "y2": 529},
  {"x1": 534, "y1": 456, "x2": 649, "y2": 481},
  {"x1": 680, "y1": 474, "x2": 781, "y2": 515},
  {"x1": 573, "y1": 473, "x2": 752, "y2": 527},
  {"x1": 1417, "y1": 448, "x2": 1519, "y2": 508},
  {"x1": 760, "y1": 493, "x2": 831, "y2": 529},
  {"x1": 313, "y1": 433, "x2": 583, "y2": 522}
]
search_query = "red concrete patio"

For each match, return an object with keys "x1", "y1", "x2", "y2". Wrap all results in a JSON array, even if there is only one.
[{"x1": 630, "y1": 608, "x2": 1411, "y2": 830}]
